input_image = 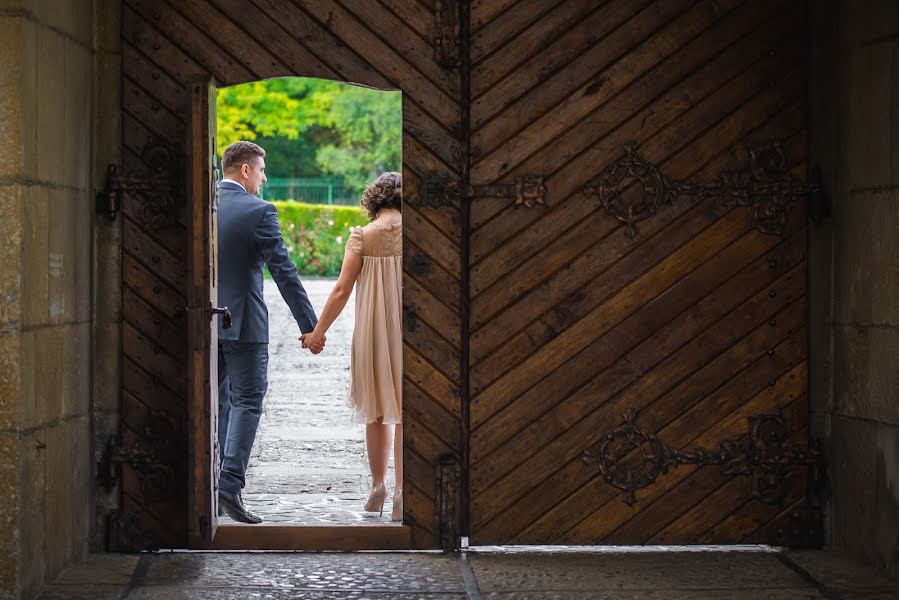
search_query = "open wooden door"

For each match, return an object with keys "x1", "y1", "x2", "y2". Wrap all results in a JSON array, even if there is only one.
[{"x1": 187, "y1": 77, "x2": 220, "y2": 547}]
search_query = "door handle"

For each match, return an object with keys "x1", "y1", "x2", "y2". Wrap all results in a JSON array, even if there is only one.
[{"x1": 208, "y1": 305, "x2": 232, "y2": 329}]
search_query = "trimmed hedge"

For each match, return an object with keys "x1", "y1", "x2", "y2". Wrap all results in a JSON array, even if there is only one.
[{"x1": 270, "y1": 201, "x2": 369, "y2": 276}]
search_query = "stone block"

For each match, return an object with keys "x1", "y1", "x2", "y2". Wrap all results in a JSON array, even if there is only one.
[
  {"x1": 70, "y1": 415, "x2": 90, "y2": 559},
  {"x1": 32, "y1": 325, "x2": 62, "y2": 425},
  {"x1": 837, "y1": 0, "x2": 899, "y2": 49},
  {"x1": 0, "y1": 17, "x2": 22, "y2": 179},
  {"x1": 835, "y1": 324, "x2": 899, "y2": 426},
  {"x1": 44, "y1": 419, "x2": 75, "y2": 578},
  {"x1": 839, "y1": 44, "x2": 893, "y2": 192},
  {"x1": 73, "y1": 192, "x2": 92, "y2": 323},
  {"x1": 894, "y1": 40, "x2": 899, "y2": 188},
  {"x1": 92, "y1": 322, "x2": 121, "y2": 413},
  {"x1": 0, "y1": 331, "x2": 20, "y2": 431},
  {"x1": 63, "y1": 41, "x2": 93, "y2": 190},
  {"x1": 834, "y1": 191, "x2": 899, "y2": 326},
  {"x1": 808, "y1": 218, "x2": 834, "y2": 414},
  {"x1": 53, "y1": 554, "x2": 139, "y2": 586},
  {"x1": 31, "y1": 0, "x2": 94, "y2": 49},
  {"x1": 94, "y1": 215, "x2": 121, "y2": 324},
  {"x1": 22, "y1": 184, "x2": 49, "y2": 327},
  {"x1": 0, "y1": 184, "x2": 22, "y2": 328},
  {"x1": 19, "y1": 17, "x2": 37, "y2": 181},
  {"x1": 34, "y1": 25, "x2": 66, "y2": 186},
  {"x1": 48, "y1": 187, "x2": 76, "y2": 323},
  {"x1": 19, "y1": 328, "x2": 37, "y2": 429},
  {"x1": 16, "y1": 429, "x2": 46, "y2": 599},
  {"x1": 831, "y1": 417, "x2": 899, "y2": 577},
  {"x1": 60, "y1": 323, "x2": 91, "y2": 420}
]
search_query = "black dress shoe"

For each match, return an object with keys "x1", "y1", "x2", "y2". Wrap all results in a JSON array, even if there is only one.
[{"x1": 218, "y1": 490, "x2": 262, "y2": 524}]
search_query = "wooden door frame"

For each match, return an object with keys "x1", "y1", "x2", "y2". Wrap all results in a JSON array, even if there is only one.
[{"x1": 186, "y1": 77, "x2": 414, "y2": 552}]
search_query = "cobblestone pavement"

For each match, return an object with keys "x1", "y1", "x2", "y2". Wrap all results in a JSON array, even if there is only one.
[
  {"x1": 37, "y1": 548, "x2": 899, "y2": 599},
  {"x1": 222, "y1": 278, "x2": 398, "y2": 525}
]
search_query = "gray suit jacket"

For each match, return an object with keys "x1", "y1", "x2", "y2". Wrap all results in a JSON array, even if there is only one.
[{"x1": 216, "y1": 181, "x2": 317, "y2": 342}]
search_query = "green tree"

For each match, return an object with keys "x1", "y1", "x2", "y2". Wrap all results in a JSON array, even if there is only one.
[{"x1": 216, "y1": 78, "x2": 401, "y2": 192}]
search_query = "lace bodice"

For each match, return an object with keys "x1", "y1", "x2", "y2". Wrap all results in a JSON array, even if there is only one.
[{"x1": 346, "y1": 223, "x2": 402, "y2": 257}]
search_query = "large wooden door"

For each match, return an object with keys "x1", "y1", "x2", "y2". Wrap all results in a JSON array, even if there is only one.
[
  {"x1": 119, "y1": 0, "x2": 465, "y2": 549},
  {"x1": 117, "y1": 0, "x2": 823, "y2": 550},
  {"x1": 467, "y1": 0, "x2": 819, "y2": 545}
]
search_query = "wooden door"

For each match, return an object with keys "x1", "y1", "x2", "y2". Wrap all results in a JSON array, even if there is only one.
[
  {"x1": 467, "y1": 0, "x2": 820, "y2": 545},
  {"x1": 187, "y1": 78, "x2": 220, "y2": 546},
  {"x1": 119, "y1": 0, "x2": 465, "y2": 549}
]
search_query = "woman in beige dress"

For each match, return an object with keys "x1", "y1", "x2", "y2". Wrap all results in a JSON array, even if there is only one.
[{"x1": 301, "y1": 172, "x2": 403, "y2": 521}]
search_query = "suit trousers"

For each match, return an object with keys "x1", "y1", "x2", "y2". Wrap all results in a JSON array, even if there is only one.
[{"x1": 217, "y1": 341, "x2": 269, "y2": 494}]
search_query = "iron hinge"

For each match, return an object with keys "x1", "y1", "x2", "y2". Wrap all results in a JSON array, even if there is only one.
[{"x1": 419, "y1": 173, "x2": 548, "y2": 209}]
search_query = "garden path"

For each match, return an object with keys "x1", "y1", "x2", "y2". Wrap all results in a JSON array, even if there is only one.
[{"x1": 223, "y1": 277, "x2": 399, "y2": 524}]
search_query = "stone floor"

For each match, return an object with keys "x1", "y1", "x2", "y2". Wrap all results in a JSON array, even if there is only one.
[
  {"x1": 223, "y1": 278, "x2": 399, "y2": 525},
  {"x1": 35, "y1": 548, "x2": 899, "y2": 599}
]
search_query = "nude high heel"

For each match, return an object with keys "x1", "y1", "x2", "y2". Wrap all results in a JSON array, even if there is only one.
[
  {"x1": 391, "y1": 489, "x2": 403, "y2": 522},
  {"x1": 364, "y1": 482, "x2": 388, "y2": 516}
]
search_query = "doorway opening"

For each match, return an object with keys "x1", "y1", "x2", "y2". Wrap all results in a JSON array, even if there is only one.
[{"x1": 213, "y1": 78, "x2": 404, "y2": 532}]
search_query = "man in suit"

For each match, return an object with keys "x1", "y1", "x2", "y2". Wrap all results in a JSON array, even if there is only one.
[{"x1": 216, "y1": 140, "x2": 324, "y2": 523}]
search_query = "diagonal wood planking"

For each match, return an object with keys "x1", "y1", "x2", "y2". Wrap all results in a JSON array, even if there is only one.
[
  {"x1": 468, "y1": 0, "x2": 810, "y2": 545},
  {"x1": 121, "y1": 0, "x2": 463, "y2": 549}
]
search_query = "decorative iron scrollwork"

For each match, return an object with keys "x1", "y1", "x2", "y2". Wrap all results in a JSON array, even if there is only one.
[
  {"x1": 583, "y1": 409, "x2": 822, "y2": 507},
  {"x1": 419, "y1": 173, "x2": 549, "y2": 208},
  {"x1": 584, "y1": 142, "x2": 821, "y2": 238}
]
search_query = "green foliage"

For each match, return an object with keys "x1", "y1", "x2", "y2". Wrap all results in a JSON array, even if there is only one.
[
  {"x1": 217, "y1": 78, "x2": 401, "y2": 193},
  {"x1": 270, "y1": 201, "x2": 369, "y2": 277}
]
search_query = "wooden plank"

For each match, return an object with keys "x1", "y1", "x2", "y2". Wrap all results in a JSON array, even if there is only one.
[
  {"x1": 470, "y1": 224, "x2": 808, "y2": 482},
  {"x1": 122, "y1": 219, "x2": 186, "y2": 292},
  {"x1": 122, "y1": 4, "x2": 212, "y2": 84},
  {"x1": 471, "y1": 22, "x2": 799, "y2": 266},
  {"x1": 558, "y1": 364, "x2": 808, "y2": 544},
  {"x1": 300, "y1": 0, "x2": 459, "y2": 127},
  {"x1": 474, "y1": 0, "x2": 745, "y2": 162},
  {"x1": 403, "y1": 202, "x2": 461, "y2": 276},
  {"x1": 489, "y1": 316, "x2": 808, "y2": 544},
  {"x1": 404, "y1": 317, "x2": 461, "y2": 386},
  {"x1": 333, "y1": 0, "x2": 460, "y2": 99},
  {"x1": 470, "y1": 286, "x2": 807, "y2": 539},
  {"x1": 123, "y1": 252, "x2": 186, "y2": 319},
  {"x1": 123, "y1": 356, "x2": 185, "y2": 405},
  {"x1": 404, "y1": 277, "x2": 461, "y2": 349},
  {"x1": 206, "y1": 0, "x2": 339, "y2": 81},
  {"x1": 123, "y1": 287, "x2": 187, "y2": 362},
  {"x1": 471, "y1": 0, "x2": 560, "y2": 65},
  {"x1": 122, "y1": 42, "x2": 187, "y2": 119},
  {"x1": 405, "y1": 237, "x2": 461, "y2": 311},
  {"x1": 471, "y1": 0, "x2": 656, "y2": 129},
  {"x1": 377, "y1": 0, "x2": 434, "y2": 41},
  {"x1": 126, "y1": 0, "x2": 256, "y2": 83},
  {"x1": 404, "y1": 345, "x2": 461, "y2": 419},
  {"x1": 404, "y1": 382, "x2": 462, "y2": 458},
  {"x1": 207, "y1": 524, "x2": 411, "y2": 550},
  {"x1": 472, "y1": 12, "x2": 799, "y2": 258},
  {"x1": 471, "y1": 206, "x2": 748, "y2": 426},
  {"x1": 123, "y1": 321, "x2": 189, "y2": 390},
  {"x1": 471, "y1": 0, "x2": 520, "y2": 33},
  {"x1": 472, "y1": 0, "x2": 601, "y2": 96},
  {"x1": 123, "y1": 76, "x2": 184, "y2": 139},
  {"x1": 469, "y1": 74, "x2": 806, "y2": 377}
]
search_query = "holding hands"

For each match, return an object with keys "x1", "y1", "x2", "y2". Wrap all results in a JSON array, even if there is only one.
[{"x1": 300, "y1": 331, "x2": 326, "y2": 354}]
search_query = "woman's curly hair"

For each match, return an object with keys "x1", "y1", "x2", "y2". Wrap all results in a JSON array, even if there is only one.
[{"x1": 360, "y1": 171, "x2": 402, "y2": 221}]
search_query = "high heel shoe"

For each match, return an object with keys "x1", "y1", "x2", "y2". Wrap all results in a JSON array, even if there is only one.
[
  {"x1": 364, "y1": 482, "x2": 388, "y2": 516},
  {"x1": 391, "y1": 490, "x2": 403, "y2": 522}
]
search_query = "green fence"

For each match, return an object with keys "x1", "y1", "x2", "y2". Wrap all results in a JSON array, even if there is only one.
[{"x1": 261, "y1": 177, "x2": 358, "y2": 205}]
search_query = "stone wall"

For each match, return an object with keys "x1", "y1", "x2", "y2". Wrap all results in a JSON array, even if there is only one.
[
  {"x1": 0, "y1": 1, "x2": 120, "y2": 598},
  {"x1": 810, "y1": 0, "x2": 899, "y2": 577}
]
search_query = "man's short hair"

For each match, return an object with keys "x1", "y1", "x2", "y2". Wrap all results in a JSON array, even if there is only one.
[{"x1": 222, "y1": 141, "x2": 265, "y2": 172}]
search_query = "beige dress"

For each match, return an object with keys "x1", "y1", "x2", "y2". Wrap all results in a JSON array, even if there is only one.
[{"x1": 345, "y1": 223, "x2": 402, "y2": 424}]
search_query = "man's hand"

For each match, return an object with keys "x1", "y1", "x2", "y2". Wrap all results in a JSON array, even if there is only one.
[{"x1": 300, "y1": 332, "x2": 326, "y2": 355}]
